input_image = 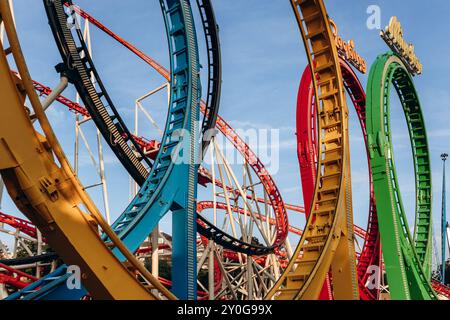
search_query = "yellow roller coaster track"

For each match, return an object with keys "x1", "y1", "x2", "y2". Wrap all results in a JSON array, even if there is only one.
[
  {"x1": 267, "y1": 0, "x2": 358, "y2": 300},
  {"x1": 0, "y1": 0, "x2": 175, "y2": 300}
]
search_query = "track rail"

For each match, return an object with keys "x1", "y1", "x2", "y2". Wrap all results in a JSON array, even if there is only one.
[
  {"x1": 432, "y1": 280, "x2": 450, "y2": 299},
  {"x1": 44, "y1": 0, "x2": 151, "y2": 186},
  {"x1": 297, "y1": 60, "x2": 381, "y2": 299},
  {"x1": 267, "y1": 0, "x2": 358, "y2": 300},
  {"x1": 366, "y1": 52, "x2": 435, "y2": 300},
  {"x1": 105, "y1": 0, "x2": 201, "y2": 247},
  {"x1": 0, "y1": 0, "x2": 173, "y2": 300},
  {"x1": 198, "y1": 201, "x2": 303, "y2": 238},
  {"x1": 194, "y1": 0, "x2": 222, "y2": 154},
  {"x1": 31, "y1": 74, "x2": 286, "y2": 256}
]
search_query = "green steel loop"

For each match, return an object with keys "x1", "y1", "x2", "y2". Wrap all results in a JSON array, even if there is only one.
[{"x1": 366, "y1": 52, "x2": 436, "y2": 300}]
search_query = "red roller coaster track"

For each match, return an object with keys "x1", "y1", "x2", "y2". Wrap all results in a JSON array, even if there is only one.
[
  {"x1": 0, "y1": 263, "x2": 37, "y2": 290},
  {"x1": 0, "y1": 211, "x2": 39, "y2": 240}
]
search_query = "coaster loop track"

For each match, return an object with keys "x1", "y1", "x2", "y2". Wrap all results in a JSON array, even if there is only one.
[
  {"x1": 297, "y1": 60, "x2": 381, "y2": 300},
  {"x1": 108, "y1": 0, "x2": 201, "y2": 254},
  {"x1": 0, "y1": 0, "x2": 174, "y2": 300},
  {"x1": 366, "y1": 52, "x2": 435, "y2": 300},
  {"x1": 66, "y1": 0, "x2": 221, "y2": 158},
  {"x1": 267, "y1": 0, "x2": 358, "y2": 300}
]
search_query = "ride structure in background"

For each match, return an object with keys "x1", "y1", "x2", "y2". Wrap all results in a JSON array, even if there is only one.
[
  {"x1": 5, "y1": 0, "x2": 292, "y2": 300},
  {"x1": 61, "y1": 0, "x2": 290, "y2": 258},
  {"x1": 1, "y1": 0, "x2": 449, "y2": 301},
  {"x1": 0, "y1": 0, "x2": 173, "y2": 300}
]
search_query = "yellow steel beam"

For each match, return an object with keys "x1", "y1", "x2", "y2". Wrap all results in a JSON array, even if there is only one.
[{"x1": 266, "y1": 0, "x2": 358, "y2": 300}]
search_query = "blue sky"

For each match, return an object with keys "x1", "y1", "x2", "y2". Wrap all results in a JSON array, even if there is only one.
[{"x1": 1, "y1": 1, "x2": 449, "y2": 261}]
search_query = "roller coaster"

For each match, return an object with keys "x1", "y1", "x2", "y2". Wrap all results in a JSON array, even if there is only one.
[{"x1": 0, "y1": 0, "x2": 449, "y2": 301}]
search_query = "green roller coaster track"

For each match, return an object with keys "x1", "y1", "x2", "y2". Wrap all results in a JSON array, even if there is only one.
[{"x1": 366, "y1": 52, "x2": 436, "y2": 300}]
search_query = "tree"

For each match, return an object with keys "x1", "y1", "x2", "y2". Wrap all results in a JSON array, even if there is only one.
[{"x1": 0, "y1": 241, "x2": 10, "y2": 259}]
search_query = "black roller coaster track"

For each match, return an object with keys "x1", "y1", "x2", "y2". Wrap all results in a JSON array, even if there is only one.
[{"x1": 0, "y1": 253, "x2": 59, "y2": 266}]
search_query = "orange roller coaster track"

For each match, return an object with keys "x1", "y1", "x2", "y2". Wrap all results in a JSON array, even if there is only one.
[{"x1": 266, "y1": 0, "x2": 358, "y2": 300}]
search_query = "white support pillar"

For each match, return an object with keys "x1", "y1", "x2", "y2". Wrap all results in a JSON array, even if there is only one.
[
  {"x1": 208, "y1": 241, "x2": 215, "y2": 300},
  {"x1": 71, "y1": 19, "x2": 111, "y2": 224},
  {"x1": 36, "y1": 230, "x2": 43, "y2": 277},
  {"x1": 0, "y1": 25, "x2": 4, "y2": 44},
  {"x1": 97, "y1": 128, "x2": 111, "y2": 224},
  {"x1": 151, "y1": 228, "x2": 159, "y2": 278}
]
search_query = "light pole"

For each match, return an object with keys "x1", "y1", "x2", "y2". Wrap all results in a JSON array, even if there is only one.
[{"x1": 441, "y1": 153, "x2": 448, "y2": 284}]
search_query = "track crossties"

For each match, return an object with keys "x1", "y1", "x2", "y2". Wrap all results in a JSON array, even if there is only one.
[
  {"x1": 267, "y1": 0, "x2": 358, "y2": 300},
  {"x1": 366, "y1": 52, "x2": 435, "y2": 300}
]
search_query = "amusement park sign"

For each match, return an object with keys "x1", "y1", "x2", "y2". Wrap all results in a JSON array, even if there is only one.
[
  {"x1": 381, "y1": 16, "x2": 423, "y2": 75},
  {"x1": 330, "y1": 19, "x2": 367, "y2": 74}
]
